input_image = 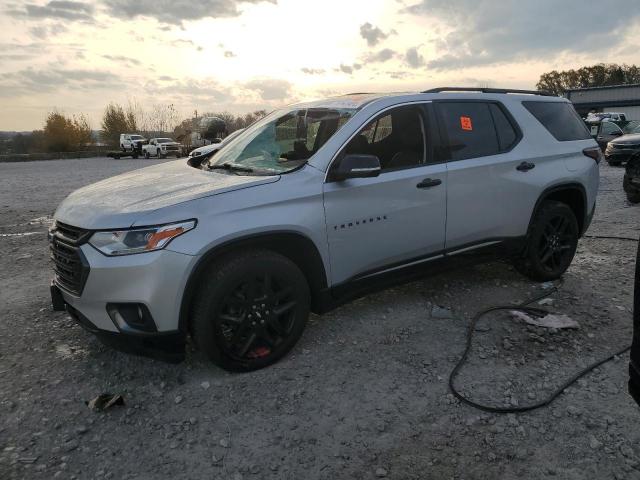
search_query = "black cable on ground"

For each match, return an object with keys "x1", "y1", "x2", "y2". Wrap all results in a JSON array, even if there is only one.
[{"x1": 449, "y1": 284, "x2": 632, "y2": 414}]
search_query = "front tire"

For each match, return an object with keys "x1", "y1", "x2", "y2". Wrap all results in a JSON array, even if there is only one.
[
  {"x1": 144, "y1": 150, "x2": 150, "y2": 159},
  {"x1": 627, "y1": 191, "x2": 640, "y2": 204},
  {"x1": 191, "y1": 250, "x2": 310, "y2": 372},
  {"x1": 514, "y1": 200, "x2": 579, "y2": 282}
]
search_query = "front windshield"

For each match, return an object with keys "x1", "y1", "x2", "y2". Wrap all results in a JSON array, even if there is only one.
[
  {"x1": 208, "y1": 107, "x2": 356, "y2": 174},
  {"x1": 157, "y1": 138, "x2": 173, "y2": 143},
  {"x1": 131, "y1": 135, "x2": 143, "y2": 140}
]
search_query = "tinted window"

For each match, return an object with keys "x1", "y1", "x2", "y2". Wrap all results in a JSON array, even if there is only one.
[
  {"x1": 438, "y1": 102, "x2": 499, "y2": 161},
  {"x1": 341, "y1": 105, "x2": 427, "y2": 171},
  {"x1": 600, "y1": 122, "x2": 623, "y2": 135},
  {"x1": 523, "y1": 101, "x2": 591, "y2": 141},
  {"x1": 489, "y1": 103, "x2": 518, "y2": 150}
]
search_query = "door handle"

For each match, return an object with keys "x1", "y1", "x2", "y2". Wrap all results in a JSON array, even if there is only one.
[
  {"x1": 516, "y1": 161, "x2": 535, "y2": 172},
  {"x1": 416, "y1": 178, "x2": 442, "y2": 189}
]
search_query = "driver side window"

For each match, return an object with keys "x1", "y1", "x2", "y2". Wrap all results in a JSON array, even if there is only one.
[
  {"x1": 601, "y1": 122, "x2": 622, "y2": 135},
  {"x1": 342, "y1": 105, "x2": 427, "y2": 171}
]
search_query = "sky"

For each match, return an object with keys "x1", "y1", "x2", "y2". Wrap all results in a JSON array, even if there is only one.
[{"x1": 1, "y1": 0, "x2": 640, "y2": 131}]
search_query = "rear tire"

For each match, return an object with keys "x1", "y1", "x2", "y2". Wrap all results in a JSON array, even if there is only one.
[
  {"x1": 514, "y1": 200, "x2": 579, "y2": 282},
  {"x1": 191, "y1": 250, "x2": 310, "y2": 372}
]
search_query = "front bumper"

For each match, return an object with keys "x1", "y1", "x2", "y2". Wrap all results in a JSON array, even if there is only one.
[
  {"x1": 605, "y1": 146, "x2": 639, "y2": 163},
  {"x1": 52, "y1": 245, "x2": 198, "y2": 362}
]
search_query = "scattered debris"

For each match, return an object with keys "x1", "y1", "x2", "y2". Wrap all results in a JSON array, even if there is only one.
[
  {"x1": 510, "y1": 311, "x2": 580, "y2": 329},
  {"x1": 86, "y1": 394, "x2": 125, "y2": 411},
  {"x1": 375, "y1": 467, "x2": 388, "y2": 477}
]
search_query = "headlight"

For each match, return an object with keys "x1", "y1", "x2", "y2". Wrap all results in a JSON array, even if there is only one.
[{"x1": 89, "y1": 220, "x2": 196, "y2": 256}]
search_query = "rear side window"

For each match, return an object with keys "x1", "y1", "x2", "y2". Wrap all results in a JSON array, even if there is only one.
[
  {"x1": 437, "y1": 102, "x2": 500, "y2": 161},
  {"x1": 523, "y1": 101, "x2": 591, "y2": 141}
]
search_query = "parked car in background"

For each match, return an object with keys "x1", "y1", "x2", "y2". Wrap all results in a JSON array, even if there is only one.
[
  {"x1": 50, "y1": 88, "x2": 599, "y2": 371},
  {"x1": 120, "y1": 133, "x2": 147, "y2": 152},
  {"x1": 596, "y1": 121, "x2": 625, "y2": 150},
  {"x1": 586, "y1": 112, "x2": 627, "y2": 123},
  {"x1": 142, "y1": 138, "x2": 182, "y2": 158},
  {"x1": 189, "y1": 129, "x2": 245, "y2": 161},
  {"x1": 604, "y1": 122, "x2": 640, "y2": 166},
  {"x1": 623, "y1": 153, "x2": 640, "y2": 203}
]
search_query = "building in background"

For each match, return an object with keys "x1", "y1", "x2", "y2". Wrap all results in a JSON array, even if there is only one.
[{"x1": 567, "y1": 84, "x2": 640, "y2": 120}]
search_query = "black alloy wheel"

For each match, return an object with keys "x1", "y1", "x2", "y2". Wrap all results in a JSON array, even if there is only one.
[
  {"x1": 216, "y1": 273, "x2": 298, "y2": 360},
  {"x1": 192, "y1": 250, "x2": 310, "y2": 371},
  {"x1": 515, "y1": 200, "x2": 579, "y2": 281},
  {"x1": 536, "y1": 214, "x2": 576, "y2": 274}
]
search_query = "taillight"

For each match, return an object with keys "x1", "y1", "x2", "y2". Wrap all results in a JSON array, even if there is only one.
[{"x1": 583, "y1": 147, "x2": 603, "y2": 164}]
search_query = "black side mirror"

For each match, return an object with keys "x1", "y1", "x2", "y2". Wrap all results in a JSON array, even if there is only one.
[{"x1": 331, "y1": 154, "x2": 381, "y2": 181}]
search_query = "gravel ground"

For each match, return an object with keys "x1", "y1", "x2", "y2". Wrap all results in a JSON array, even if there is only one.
[{"x1": 0, "y1": 157, "x2": 639, "y2": 480}]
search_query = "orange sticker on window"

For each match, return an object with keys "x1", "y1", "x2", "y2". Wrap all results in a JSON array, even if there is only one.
[{"x1": 460, "y1": 116, "x2": 473, "y2": 131}]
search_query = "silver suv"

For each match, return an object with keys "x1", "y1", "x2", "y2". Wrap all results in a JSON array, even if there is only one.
[{"x1": 50, "y1": 88, "x2": 601, "y2": 371}]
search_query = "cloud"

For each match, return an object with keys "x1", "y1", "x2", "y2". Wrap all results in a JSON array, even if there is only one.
[
  {"x1": 405, "y1": 47, "x2": 425, "y2": 68},
  {"x1": 405, "y1": 0, "x2": 640, "y2": 69},
  {"x1": 336, "y1": 63, "x2": 362, "y2": 74},
  {"x1": 147, "y1": 78, "x2": 235, "y2": 103},
  {"x1": 363, "y1": 48, "x2": 396, "y2": 63},
  {"x1": 301, "y1": 67, "x2": 325, "y2": 75},
  {"x1": 244, "y1": 78, "x2": 291, "y2": 101},
  {"x1": 102, "y1": 0, "x2": 276, "y2": 25},
  {"x1": 7, "y1": 1, "x2": 94, "y2": 22},
  {"x1": 0, "y1": 68, "x2": 120, "y2": 97},
  {"x1": 29, "y1": 23, "x2": 68, "y2": 38},
  {"x1": 102, "y1": 54, "x2": 142, "y2": 66},
  {"x1": 359, "y1": 22, "x2": 391, "y2": 47}
]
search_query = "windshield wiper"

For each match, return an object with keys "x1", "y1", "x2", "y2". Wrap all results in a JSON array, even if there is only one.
[{"x1": 208, "y1": 162, "x2": 254, "y2": 173}]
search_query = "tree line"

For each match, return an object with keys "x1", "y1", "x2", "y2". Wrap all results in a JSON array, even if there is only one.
[
  {"x1": 537, "y1": 63, "x2": 640, "y2": 95},
  {"x1": 1, "y1": 102, "x2": 268, "y2": 155}
]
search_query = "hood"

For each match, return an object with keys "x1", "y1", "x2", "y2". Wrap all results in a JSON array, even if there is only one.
[
  {"x1": 55, "y1": 159, "x2": 279, "y2": 229},
  {"x1": 611, "y1": 133, "x2": 640, "y2": 146}
]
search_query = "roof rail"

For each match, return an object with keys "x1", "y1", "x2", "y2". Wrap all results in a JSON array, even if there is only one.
[{"x1": 422, "y1": 87, "x2": 556, "y2": 97}]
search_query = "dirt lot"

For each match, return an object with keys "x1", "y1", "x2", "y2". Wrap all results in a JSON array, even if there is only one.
[{"x1": 1, "y1": 157, "x2": 639, "y2": 480}]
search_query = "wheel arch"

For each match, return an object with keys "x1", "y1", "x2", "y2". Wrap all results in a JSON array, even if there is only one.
[
  {"x1": 529, "y1": 183, "x2": 588, "y2": 236},
  {"x1": 178, "y1": 231, "x2": 329, "y2": 334}
]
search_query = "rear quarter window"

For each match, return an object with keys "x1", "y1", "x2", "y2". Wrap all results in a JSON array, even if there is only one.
[{"x1": 523, "y1": 101, "x2": 591, "y2": 142}]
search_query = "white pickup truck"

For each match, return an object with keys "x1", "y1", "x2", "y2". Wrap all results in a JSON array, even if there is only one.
[{"x1": 142, "y1": 138, "x2": 182, "y2": 158}]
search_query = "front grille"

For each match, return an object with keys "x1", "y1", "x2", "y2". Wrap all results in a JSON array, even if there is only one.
[
  {"x1": 50, "y1": 222, "x2": 91, "y2": 295},
  {"x1": 165, "y1": 146, "x2": 179, "y2": 151}
]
